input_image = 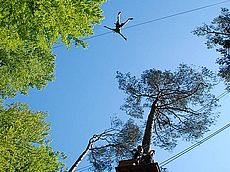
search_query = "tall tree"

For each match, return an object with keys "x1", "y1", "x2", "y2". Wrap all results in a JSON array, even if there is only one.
[
  {"x1": 193, "y1": 8, "x2": 230, "y2": 87},
  {"x1": 116, "y1": 64, "x2": 219, "y2": 153},
  {"x1": 0, "y1": 0, "x2": 106, "y2": 98},
  {"x1": 0, "y1": 102, "x2": 65, "y2": 171},
  {"x1": 87, "y1": 64, "x2": 219, "y2": 172}
]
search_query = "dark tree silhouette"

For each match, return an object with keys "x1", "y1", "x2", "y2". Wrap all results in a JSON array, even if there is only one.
[
  {"x1": 116, "y1": 64, "x2": 219, "y2": 153},
  {"x1": 86, "y1": 64, "x2": 219, "y2": 172},
  {"x1": 68, "y1": 128, "x2": 118, "y2": 172},
  {"x1": 69, "y1": 118, "x2": 142, "y2": 172},
  {"x1": 193, "y1": 8, "x2": 230, "y2": 86},
  {"x1": 88, "y1": 119, "x2": 142, "y2": 172}
]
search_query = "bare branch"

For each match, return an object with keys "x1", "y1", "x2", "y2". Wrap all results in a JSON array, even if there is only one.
[
  {"x1": 166, "y1": 106, "x2": 199, "y2": 116},
  {"x1": 201, "y1": 29, "x2": 230, "y2": 36},
  {"x1": 68, "y1": 129, "x2": 116, "y2": 172},
  {"x1": 159, "y1": 111, "x2": 180, "y2": 130},
  {"x1": 90, "y1": 143, "x2": 120, "y2": 151},
  {"x1": 154, "y1": 120, "x2": 168, "y2": 145},
  {"x1": 164, "y1": 107, "x2": 185, "y2": 125},
  {"x1": 68, "y1": 138, "x2": 93, "y2": 172},
  {"x1": 160, "y1": 83, "x2": 204, "y2": 108}
]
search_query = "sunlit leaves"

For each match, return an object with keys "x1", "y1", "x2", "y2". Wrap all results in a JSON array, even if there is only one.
[
  {"x1": 0, "y1": 46, "x2": 55, "y2": 98},
  {"x1": 0, "y1": 0, "x2": 106, "y2": 98},
  {"x1": 0, "y1": 0, "x2": 106, "y2": 49},
  {"x1": 0, "y1": 103, "x2": 65, "y2": 171},
  {"x1": 0, "y1": 1, "x2": 107, "y2": 170}
]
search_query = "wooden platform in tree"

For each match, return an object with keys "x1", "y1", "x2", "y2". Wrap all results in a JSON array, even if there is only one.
[{"x1": 115, "y1": 159, "x2": 160, "y2": 172}]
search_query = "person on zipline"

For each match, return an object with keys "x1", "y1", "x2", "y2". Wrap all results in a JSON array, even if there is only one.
[{"x1": 104, "y1": 11, "x2": 133, "y2": 40}]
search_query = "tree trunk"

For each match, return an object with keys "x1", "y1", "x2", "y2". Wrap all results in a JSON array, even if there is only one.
[
  {"x1": 141, "y1": 102, "x2": 157, "y2": 154},
  {"x1": 68, "y1": 141, "x2": 92, "y2": 172}
]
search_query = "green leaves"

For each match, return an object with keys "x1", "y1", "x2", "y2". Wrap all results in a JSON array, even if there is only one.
[
  {"x1": 0, "y1": 103, "x2": 65, "y2": 171},
  {"x1": 0, "y1": 0, "x2": 106, "y2": 98},
  {"x1": 0, "y1": 0, "x2": 107, "y2": 170},
  {"x1": 0, "y1": 46, "x2": 55, "y2": 98},
  {"x1": 0, "y1": 0, "x2": 106, "y2": 49}
]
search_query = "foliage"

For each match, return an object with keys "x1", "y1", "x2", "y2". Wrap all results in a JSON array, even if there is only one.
[
  {"x1": 116, "y1": 64, "x2": 219, "y2": 151},
  {"x1": 193, "y1": 8, "x2": 230, "y2": 87},
  {"x1": 0, "y1": 103, "x2": 66, "y2": 171},
  {"x1": 0, "y1": 0, "x2": 106, "y2": 49},
  {"x1": 0, "y1": 0, "x2": 106, "y2": 98},
  {"x1": 0, "y1": 46, "x2": 55, "y2": 98},
  {"x1": 87, "y1": 64, "x2": 219, "y2": 172},
  {"x1": 88, "y1": 119, "x2": 142, "y2": 172}
]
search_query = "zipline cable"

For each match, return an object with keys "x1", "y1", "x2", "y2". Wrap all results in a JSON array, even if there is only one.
[
  {"x1": 196, "y1": 90, "x2": 229, "y2": 112},
  {"x1": 74, "y1": 90, "x2": 229, "y2": 171},
  {"x1": 74, "y1": 165, "x2": 92, "y2": 172},
  {"x1": 53, "y1": 0, "x2": 230, "y2": 49},
  {"x1": 75, "y1": 121, "x2": 230, "y2": 171},
  {"x1": 159, "y1": 122, "x2": 230, "y2": 167},
  {"x1": 158, "y1": 90, "x2": 229, "y2": 167},
  {"x1": 124, "y1": 0, "x2": 230, "y2": 30}
]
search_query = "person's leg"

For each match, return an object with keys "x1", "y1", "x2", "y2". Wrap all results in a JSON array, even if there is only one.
[
  {"x1": 115, "y1": 12, "x2": 122, "y2": 28},
  {"x1": 120, "y1": 17, "x2": 133, "y2": 27},
  {"x1": 117, "y1": 11, "x2": 121, "y2": 23},
  {"x1": 118, "y1": 32, "x2": 127, "y2": 41}
]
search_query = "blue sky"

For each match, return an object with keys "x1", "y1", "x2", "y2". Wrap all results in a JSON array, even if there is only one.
[{"x1": 8, "y1": 0, "x2": 230, "y2": 172}]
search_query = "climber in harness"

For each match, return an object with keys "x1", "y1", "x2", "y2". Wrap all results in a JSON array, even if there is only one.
[{"x1": 104, "y1": 11, "x2": 133, "y2": 41}]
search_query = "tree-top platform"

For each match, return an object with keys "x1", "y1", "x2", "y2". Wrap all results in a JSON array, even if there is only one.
[{"x1": 115, "y1": 159, "x2": 161, "y2": 172}]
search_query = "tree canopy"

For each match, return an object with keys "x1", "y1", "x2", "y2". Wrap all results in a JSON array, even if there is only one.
[
  {"x1": 0, "y1": 103, "x2": 65, "y2": 171},
  {"x1": 0, "y1": 47, "x2": 55, "y2": 98},
  {"x1": 117, "y1": 64, "x2": 219, "y2": 152},
  {"x1": 193, "y1": 8, "x2": 230, "y2": 87},
  {"x1": 87, "y1": 64, "x2": 219, "y2": 172},
  {"x1": 0, "y1": 0, "x2": 106, "y2": 98},
  {"x1": 0, "y1": 0, "x2": 106, "y2": 49},
  {"x1": 0, "y1": 0, "x2": 108, "y2": 171}
]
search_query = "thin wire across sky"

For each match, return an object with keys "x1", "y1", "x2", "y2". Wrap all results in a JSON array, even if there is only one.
[
  {"x1": 159, "y1": 121, "x2": 230, "y2": 167},
  {"x1": 74, "y1": 89, "x2": 229, "y2": 171},
  {"x1": 64, "y1": 0, "x2": 230, "y2": 171},
  {"x1": 53, "y1": 0, "x2": 230, "y2": 49}
]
